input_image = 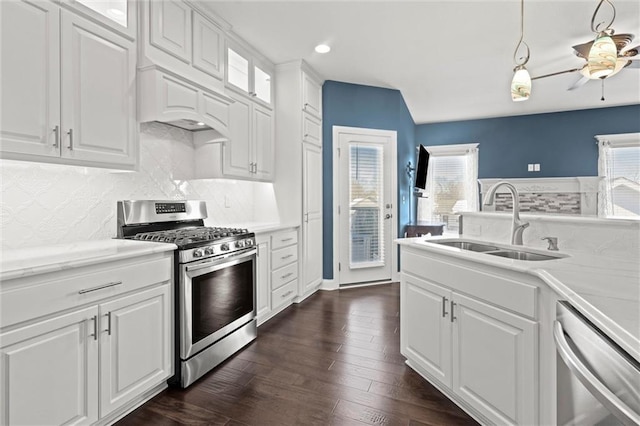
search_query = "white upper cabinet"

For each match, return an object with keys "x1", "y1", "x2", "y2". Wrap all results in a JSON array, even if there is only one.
[
  {"x1": 68, "y1": 0, "x2": 136, "y2": 39},
  {"x1": 302, "y1": 71, "x2": 322, "y2": 118},
  {"x1": 192, "y1": 10, "x2": 223, "y2": 79},
  {"x1": 1, "y1": 0, "x2": 60, "y2": 159},
  {"x1": 0, "y1": 1, "x2": 137, "y2": 170},
  {"x1": 61, "y1": 10, "x2": 137, "y2": 167},
  {"x1": 149, "y1": 0, "x2": 191, "y2": 63},
  {"x1": 225, "y1": 40, "x2": 274, "y2": 107}
]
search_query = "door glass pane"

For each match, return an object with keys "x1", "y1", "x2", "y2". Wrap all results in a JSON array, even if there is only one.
[
  {"x1": 75, "y1": 0, "x2": 127, "y2": 27},
  {"x1": 349, "y1": 144, "x2": 384, "y2": 267},
  {"x1": 610, "y1": 146, "x2": 640, "y2": 217},
  {"x1": 254, "y1": 66, "x2": 271, "y2": 103},
  {"x1": 227, "y1": 48, "x2": 249, "y2": 93}
]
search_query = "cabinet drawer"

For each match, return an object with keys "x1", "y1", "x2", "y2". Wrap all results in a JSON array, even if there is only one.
[
  {"x1": 302, "y1": 113, "x2": 321, "y2": 146},
  {"x1": 271, "y1": 245, "x2": 298, "y2": 270},
  {"x1": 1, "y1": 254, "x2": 173, "y2": 328},
  {"x1": 271, "y1": 262, "x2": 298, "y2": 291},
  {"x1": 160, "y1": 73, "x2": 199, "y2": 114},
  {"x1": 271, "y1": 230, "x2": 298, "y2": 250},
  {"x1": 271, "y1": 279, "x2": 296, "y2": 311}
]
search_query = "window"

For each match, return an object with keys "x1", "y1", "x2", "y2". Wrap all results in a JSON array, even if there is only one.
[
  {"x1": 417, "y1": 143, "x2": 479, "y2": 231},
  {"x1": 597, "y1": 133, "x2": 640, "y2": 218}
]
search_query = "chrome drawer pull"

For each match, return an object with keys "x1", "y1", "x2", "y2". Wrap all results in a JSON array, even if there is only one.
[
  {"x1": 78, "y1": 281, "x2": 122, "y2": 294},
  {"x1": 281, "y1": 238, "x2": 293, "y2": 243},
  {"x1": 281, "y1": 254, "x2": 294, "y2": 260},
  {"x1": 281, "y1": 272, "x2": 294, "y2": 280},
  {"x1": 282, "y1": 290, "x2": 293, "y2": 298}
]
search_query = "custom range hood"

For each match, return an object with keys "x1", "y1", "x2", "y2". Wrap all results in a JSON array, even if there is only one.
[{"x1": 138, "y1": 67, "x2": 232, "y2": 141}]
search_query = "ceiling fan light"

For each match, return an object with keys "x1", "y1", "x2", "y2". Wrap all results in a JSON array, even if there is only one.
[
  {"x1": 511, "y1": 66, "x2": 531, "y2": 102},
  {"x1": 588, "y1": 33, "x2": 617, "y2": 78}
]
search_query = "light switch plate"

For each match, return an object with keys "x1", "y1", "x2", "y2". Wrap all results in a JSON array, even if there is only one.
[
  {"x1": 528, "y1": 164, "x2": 534, "y2": 172},
  {"x1": 534, "y1": 163, "x2": 540, "y2": 171}
]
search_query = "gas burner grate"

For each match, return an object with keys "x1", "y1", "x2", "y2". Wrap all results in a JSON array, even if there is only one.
[{"x1": 131, "y1": 227, "x2": 249, "y2": 246}]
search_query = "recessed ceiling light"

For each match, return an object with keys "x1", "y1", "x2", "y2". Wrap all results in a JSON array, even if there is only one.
[{"x1": 315, "y1": 44, "x2": 331, "y2": 54}]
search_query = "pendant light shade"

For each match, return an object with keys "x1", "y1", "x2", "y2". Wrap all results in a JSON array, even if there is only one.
[
  {"x1": 511, "y1": 65, "x2": 531, "y2": 102},
  {"x1": 588, "y1": 32, "x2": 618, "y2": 78}
]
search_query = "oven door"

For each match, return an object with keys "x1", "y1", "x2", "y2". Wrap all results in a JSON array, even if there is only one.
[{"x1": 180, "y1": 248, "x2": 256, "y2": 360}]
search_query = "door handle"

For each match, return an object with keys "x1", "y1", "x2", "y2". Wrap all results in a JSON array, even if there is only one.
[
  {"x1": 53, "y1": 125, "x2": 59, "y2": 148},
  {"x1": 89, "y1": 315, "x2": 98, "y2": 340},
  {"x1": 105, "y1": 312, "x2": 112, "y2": 335},
  {"x1": 442, "y1": 297, "x2": 448, "y2": 317},
  {"x1": 67, "y1": 128, "x2": 73, "y2": 150},
  {"x1": 385, "y1": 213, "x2": 392, "y2": 219},
  {"x1": 450, "y1": 301, "x2": 457, "y2": 322}
]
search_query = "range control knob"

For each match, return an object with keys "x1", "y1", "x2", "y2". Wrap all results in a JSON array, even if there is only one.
[
  {"x1": 193, "y1": 248, "x2": 205, "y2": 258},
  {"x1": 220, "y1": 243, "x2": 230, "y2": 251},
  {"x1": 204, "y1": 247, "x2": 214, "y2": 255},
  {"x1": 235, "y1": 240, "x2": 245, "y2": 248}
]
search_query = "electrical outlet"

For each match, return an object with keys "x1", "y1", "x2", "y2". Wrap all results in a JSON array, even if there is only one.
[
  {"x1": 534, "y1": 163, "x2": 540, "y2": 171},
  {"x1": 528, "y1": 164, "x2": 534, "y2": 172}
]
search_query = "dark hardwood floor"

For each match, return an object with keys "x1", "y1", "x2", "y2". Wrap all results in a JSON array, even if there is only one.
[{"x1": 117, "y1": 283, "x2": 478, "y2": 426}]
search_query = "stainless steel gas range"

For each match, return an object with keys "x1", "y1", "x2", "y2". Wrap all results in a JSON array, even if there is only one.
[{"x1": 117, "y1": 200, "x2": 257, "y2": 388}]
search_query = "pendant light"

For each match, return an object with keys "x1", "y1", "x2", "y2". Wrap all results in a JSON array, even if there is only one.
[
  {"x1": 587, "y1": 0, "x2": 618, "y2": 78},
  {"x1": 511, "y1": 0, "x2": 531, "y2": 102}
]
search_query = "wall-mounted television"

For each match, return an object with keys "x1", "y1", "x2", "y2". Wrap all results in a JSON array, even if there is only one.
[{"x1": 414, "y1": 144, "x2": 430, "y2": 190}]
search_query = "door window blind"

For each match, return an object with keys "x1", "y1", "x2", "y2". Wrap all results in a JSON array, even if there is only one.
[{"x1": 610, "y1": 146, "x2": 640, "y2": 217}]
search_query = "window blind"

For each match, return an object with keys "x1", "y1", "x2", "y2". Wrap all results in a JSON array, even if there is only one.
[
  {"x1": 349, "y1": 145, "x2": 384, "y2": 265},
  {"x1": 610, "y1": 146, "x2": 640, "y2": 217}
]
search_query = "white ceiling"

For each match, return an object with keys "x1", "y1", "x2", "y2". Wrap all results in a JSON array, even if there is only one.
[{"x1": 199, "y1": 1, "x2": 640, "y2": 124}]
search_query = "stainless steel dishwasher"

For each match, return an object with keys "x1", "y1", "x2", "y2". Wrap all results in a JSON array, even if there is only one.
[{"x1": 555, "y1": 301, "x2": 640, "y2": 426}]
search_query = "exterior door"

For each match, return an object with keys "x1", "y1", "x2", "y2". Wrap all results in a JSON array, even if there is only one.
[
  {"x1": 0, "y1": 306, "x2": 99, "y2": 426},
  {"x1": 337, "y1": 127, "x2": 396, "y2": 285},
  {"x1": 302, "y1": 142, "x2": 323, "y2": 294},
  {"x1": 0, "y1": 0, "x2": 60, "y2": 158}
]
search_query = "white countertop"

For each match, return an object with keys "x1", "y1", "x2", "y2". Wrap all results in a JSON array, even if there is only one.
[
  {"x1": 396, "y1": 235, "x2": 640, "y2": 362},
  {"x1": 0, "y1": 239, "x2": 177, "y2": 281}
]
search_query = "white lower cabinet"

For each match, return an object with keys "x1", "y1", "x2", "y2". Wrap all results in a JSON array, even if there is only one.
[
  {"x1": 0, "y1": 252, "x2": 174, "y2": 426},
  {"x1": 99, "y1": 285, "x2": 172, "y2": 418},
  {"x1": 401, "y1": 272, "x2": 537, "y2": 425},
  {"x1": 255, "y1": 228, "x2": 300, "y2": 326},
  {"x1": 0, "y1": 306, "x2": 99, "y2": 426}
]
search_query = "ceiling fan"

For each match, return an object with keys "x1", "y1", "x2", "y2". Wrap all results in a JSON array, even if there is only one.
[{"x1": 532, "y1": 33, "x2": 640, "y2": 91}]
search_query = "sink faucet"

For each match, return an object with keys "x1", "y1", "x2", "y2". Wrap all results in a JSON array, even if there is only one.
[{"x1": 483, "y1": 181, "x2": 530, "y2": 245}]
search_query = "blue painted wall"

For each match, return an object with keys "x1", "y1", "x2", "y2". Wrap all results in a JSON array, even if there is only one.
[
  {"x1": 415, "y1": 105, "x2": 640, "y2": 178},
  {"x1": 322, "y1": 81, "x2": 415, "y2": 280},
  {"x1": 322, "y1": 79, "x2": 640, "y2": 280}
]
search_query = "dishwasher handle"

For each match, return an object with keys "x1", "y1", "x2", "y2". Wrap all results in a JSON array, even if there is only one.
[{"x1": 554, "y1": 320, "x2": 640, "y2": 426}]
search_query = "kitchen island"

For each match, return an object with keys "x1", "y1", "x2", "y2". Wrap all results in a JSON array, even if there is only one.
[{"x1": 396, "y1": 234, "x2": 639, "y2": 426}]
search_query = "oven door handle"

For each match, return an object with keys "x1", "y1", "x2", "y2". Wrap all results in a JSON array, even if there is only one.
[
  {"x1": 185, "y1": 248, "x2": 256, "y2": 273},
  {"x1": 553, "y1": 320, "x2": 640, "y2": 426}
]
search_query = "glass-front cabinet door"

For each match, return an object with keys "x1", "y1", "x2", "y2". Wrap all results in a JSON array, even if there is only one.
[
  {"x1": 68, "y1": 0, "x2": 136, "y2": 38},
  {"x1": 226, "y1": 41, "x2": 273, "y2": 107}
]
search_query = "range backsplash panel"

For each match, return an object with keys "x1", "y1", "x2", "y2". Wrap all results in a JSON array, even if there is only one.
[{"x1": 0, "y1": 123, "x2": 279, "y2": 250}]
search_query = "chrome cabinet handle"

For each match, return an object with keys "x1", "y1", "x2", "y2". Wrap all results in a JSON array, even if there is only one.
[
  {"x1": 281, "y1": 254, "x2": 293, "y2": 260},
  {"x1": 89, "y1": 315, "x2": 98, "y2": 340},
  {"x1": 78, "y1": 281, "x2": 122, "y2": 294},
  {"x1": 281, "y1": 272, "x2": 293, "y2": 280},
  {"x1": 442, "y1": 297, "x2": 448, "y2": 318},
  {"x1": 67, "y1": 128, "x2": 73, "y2": 150},
  {"x1": 450, "y1": 300, "x2": 457, "y2": 322},
  {"x1": 53, "y1": 125, "x2": 59, "y2": 148},
  {"x1": 282, "y1": 290, "x2": 293, "y2": 298},
  {"x1": 554, "y1": 321, "x2": 640, "y2": 425},
  {"x1": 281, "y1": 238, "x2": 293, "y2": 243},
  {"x1": 106, "y1": 312, "x2": 112, "y2": 335}
]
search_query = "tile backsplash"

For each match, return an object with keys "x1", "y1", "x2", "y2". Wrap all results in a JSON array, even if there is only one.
[
  {"x1": 0, "y1": 123, "x2": 280, "y2": 250},
  {"x1": 495, "y1": 193, "x2": 581, "y2": 215}
]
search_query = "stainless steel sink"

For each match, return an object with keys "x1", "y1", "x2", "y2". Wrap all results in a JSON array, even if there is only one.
[
  {"x1": 426, "y1": 239, "x2": 566, "y2": 261},
  {"x1": 433, "y1": 241, "x2": 499, "y2": 252},
  {"x1": 486, "y1": 250, "x2": 562, "y2": 261}
]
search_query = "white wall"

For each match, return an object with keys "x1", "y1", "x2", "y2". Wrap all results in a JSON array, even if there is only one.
[{"x1": 0, "y1": 123, "x2": 280, "y2": 250}]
